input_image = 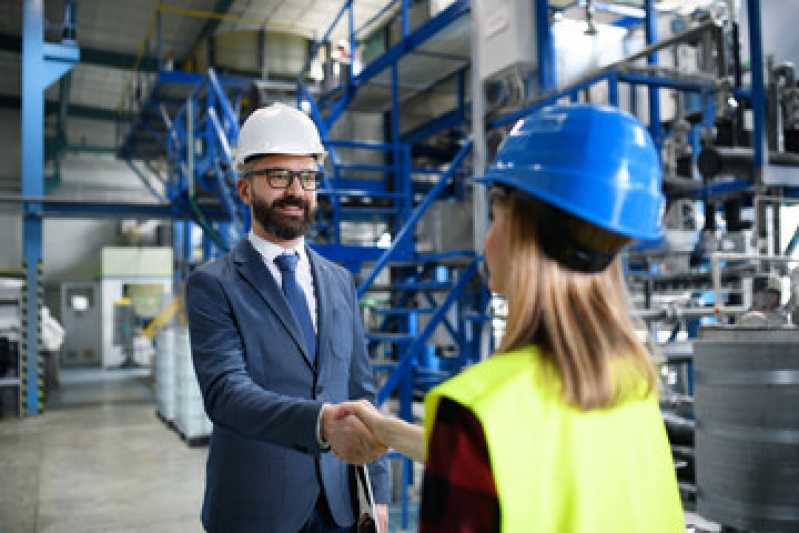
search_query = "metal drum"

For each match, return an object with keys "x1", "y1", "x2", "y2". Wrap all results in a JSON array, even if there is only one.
[{"x1": 694, "y1": 326, "x2": 799, "y2": 532}]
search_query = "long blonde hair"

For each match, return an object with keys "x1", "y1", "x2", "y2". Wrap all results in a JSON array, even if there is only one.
[{"x1": 495, "y1": 190, "x2": 655, "y2": 410}]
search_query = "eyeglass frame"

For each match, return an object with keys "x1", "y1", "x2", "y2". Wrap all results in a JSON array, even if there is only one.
[{"x1": 242, "y1": 168, "x2": 323, "y2": 191}]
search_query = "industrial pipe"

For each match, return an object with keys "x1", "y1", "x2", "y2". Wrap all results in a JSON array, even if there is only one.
[{"x1": 698, "y1": 146, "x2": 799, "y2": 180}]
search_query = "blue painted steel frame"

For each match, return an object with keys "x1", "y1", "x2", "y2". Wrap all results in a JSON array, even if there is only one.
[
  {"x1": 644, "y1": 0, "x2": 661, "y2": 143},
  {"x1": 536, "y1": 0, "x2": 556, "y2": 92},
  {"x1": 21, "y1": 0, "x2": 79, "y2": 416},
  {"x1": 356, "y1": 141, "x2": 473, "y2": 298},
  {"x1": 746, "y1": 0, "x2": 765, "y2": 179},
  {"x1": 376, "y1": 258, "x2": 481, "y2": 405}
]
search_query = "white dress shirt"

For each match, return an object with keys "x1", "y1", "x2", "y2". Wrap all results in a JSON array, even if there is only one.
[
  {"x1": 247, "y1": 230, "x2": 329, "y2": 447},
  {"x1": 247, "y1": 230, "x2": 318, "y2": 332}
]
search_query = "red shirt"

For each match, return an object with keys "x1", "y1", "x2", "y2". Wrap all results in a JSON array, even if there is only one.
[{"x1": 419, "y1": 398, "x2": 500, "y2": 532}]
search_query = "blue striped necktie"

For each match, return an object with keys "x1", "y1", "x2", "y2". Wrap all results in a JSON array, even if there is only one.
[{"x1": 274, "y1": 252, "x2": 316, "y2": 364}]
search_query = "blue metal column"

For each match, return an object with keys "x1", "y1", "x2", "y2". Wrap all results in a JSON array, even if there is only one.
[
  {"x1": 347, "y1": 0, "x2": 355, "y2": 89},
  {"x1": 644, "y1": 0, "x2": 660, "y2": 143},
  {"x1": 183, "y1": 220, "x2": 194, "y2": 277},
  {"x1": 746, "y1": 0, "x2": 765, "y2": 183},
  {"x1": 608, "y1": 72, "x2": 619, "y2": 107},
  {"x1": 399, "y1": 311, "x2": 417, "y2": 530},
  {"x1": 401, "y1": 0, "x2": 410, "y2": 37},
  {"x1": 535, "y1": 0, "x2": 556, "y2": 92},
  {"x1": 202, "y1": 224, "x2": 213, "y2": 261},
  {"x1": 390, "y1": 62, "x2": 411, "y2": 255},
  {"x1": 21, "y1": 0, "x2": 79, "y2": 416},
  {"x1": 173, "y1": 220, "x2": 184, "y2": 288}
]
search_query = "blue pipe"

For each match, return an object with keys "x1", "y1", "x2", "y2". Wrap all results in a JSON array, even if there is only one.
[
  {"x1": 401, "y1": 0, "x2": 410, "y2": 37},
  {"x1": 608, "y1": 72, "x2": 619, "y2": 107},
  {"x1": 644, "y1": 0, "x2": 661, "y2": 143},
  {"x1": 535, "y1": 0, "x2": 556, "y2": 92},
  {"x1": 619, "y1": 73, "x2": 714, "y2": 93},
  {"x1": 746, "y1": 0, "x2": 766, "y2": 177}
]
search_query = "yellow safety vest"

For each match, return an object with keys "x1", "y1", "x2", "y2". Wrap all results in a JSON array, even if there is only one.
[{"x1": 424, "y1": 346, "x2": 683, "y2": 533}]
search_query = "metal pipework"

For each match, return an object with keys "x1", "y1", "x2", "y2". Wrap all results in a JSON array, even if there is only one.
[
  {"x1": 711, "y1": 252, "x2": 799, "y2": 316},
  {"x1": 752, "y1": 195, "x2": 799, "y2": 256},
  {"x1": 697, "y1": 145, "x2": 799, "y2": 180},
  {"x1": 635, "y1": 305, "x2": 719, "y2": 322},
  {"x1": 490, "y1": 19, "x2": 726, "y2": 131}
]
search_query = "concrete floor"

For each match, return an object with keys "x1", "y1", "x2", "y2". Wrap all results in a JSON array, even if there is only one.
[
  {"x1": 0, "y1": 368, "x2": 419, "y2": 533},
  {"x1": 3, "y1": 368, "x2": 713, "y2": 533},
  {"x1": 0, "y1": 369, "x2": 207, "y2": 533}
]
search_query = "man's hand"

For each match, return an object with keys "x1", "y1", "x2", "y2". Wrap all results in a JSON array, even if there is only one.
[
  {"x1": 341, "y1": 399, "x2": 386, "y2": 443},
  {"x1": 321, "y1": 404, "x2": 387, "y2": 464}
]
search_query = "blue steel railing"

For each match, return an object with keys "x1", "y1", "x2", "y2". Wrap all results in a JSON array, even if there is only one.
[
  {"x1": 375, "y1": 257, "x2": 482, "y2": 405},
  {"x1": 356, "y1": 140, "x2": 473, "y2": 298},
  {"x1": 161, "y1": 68, "x2": 251, "y2": 252}
]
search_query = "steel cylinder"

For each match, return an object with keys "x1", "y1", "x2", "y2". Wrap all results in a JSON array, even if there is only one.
[{"x1": 694, "y1": 326, "x2": 799, "y2": 532}]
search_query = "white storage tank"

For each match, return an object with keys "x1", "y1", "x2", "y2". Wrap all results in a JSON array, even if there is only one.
[
  {"x1": 174, "y1": 326, "x2": 213, "y2": 442},
  {"x1": 694, "y1": 326, "x2": 799, "y2": 532},
  {"x1": 155, "y1": 327, "x2": 176, "y2": 422}
]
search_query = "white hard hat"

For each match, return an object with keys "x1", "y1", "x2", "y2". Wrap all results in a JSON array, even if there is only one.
[{"x1": 235, "y1": 102, "x2": 326, "y2": 169}]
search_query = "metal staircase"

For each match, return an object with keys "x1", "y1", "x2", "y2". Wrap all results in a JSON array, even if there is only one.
[{"x1": 116, "y1": 3, "x2": 488, "y2": 520}]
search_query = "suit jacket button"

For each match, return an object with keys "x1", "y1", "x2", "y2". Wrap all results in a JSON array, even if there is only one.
[{"x1": 316, "y1": 385, "x2": 324, "y2": 394}]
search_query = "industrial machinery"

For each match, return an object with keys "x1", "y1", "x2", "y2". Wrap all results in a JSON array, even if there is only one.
[{"x1": 14, "y1": 0, "x2": 799, "y2": 528}]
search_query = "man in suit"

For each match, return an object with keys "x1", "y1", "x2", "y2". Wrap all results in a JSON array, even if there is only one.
[{"x1": 187, "y1": 103, "x2": 389, "y2": 533}]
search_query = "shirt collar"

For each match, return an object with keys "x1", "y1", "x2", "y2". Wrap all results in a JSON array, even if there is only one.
[{"x1": 248, "y1": 230, "x2": 308, "y2": 266}]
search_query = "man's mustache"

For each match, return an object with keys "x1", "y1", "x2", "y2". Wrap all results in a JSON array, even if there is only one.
[{"x1": 272, "y1": 196, "x2": 308, "y2": 210}]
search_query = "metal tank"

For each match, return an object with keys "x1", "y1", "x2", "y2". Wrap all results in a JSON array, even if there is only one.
[{"x1": 694, "y1": 326, "x2": 799, "y2": 532}]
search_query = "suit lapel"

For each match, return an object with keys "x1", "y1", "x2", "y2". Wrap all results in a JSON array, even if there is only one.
[
  {"x1": 307, "y1": 246, "x2": 333, "y2": 376},
  {"x1": 232, "y1": 239, "x2": 315, "y2": 372}
]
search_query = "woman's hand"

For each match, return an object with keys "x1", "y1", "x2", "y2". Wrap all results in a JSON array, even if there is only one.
[
  {"x1": 335, "y1": 399, "x2": 426, "y2": 462},
  {"x1": 334, "y1": 400, "x2": 389, "y2": 447}
]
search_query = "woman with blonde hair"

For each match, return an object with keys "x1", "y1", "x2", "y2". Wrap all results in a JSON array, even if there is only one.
[{"x1": 339, "y1": 105, "x2": 683, "y2": 532}]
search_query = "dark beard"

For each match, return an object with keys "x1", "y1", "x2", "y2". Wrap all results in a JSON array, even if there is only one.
[{"x1": 251, "y1": 192, "x2": 314, "y2": 240}]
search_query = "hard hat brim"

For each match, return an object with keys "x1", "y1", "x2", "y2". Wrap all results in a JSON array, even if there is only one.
[{"x1": 473, "y1": 173, "x2": 664, "y2": 242}]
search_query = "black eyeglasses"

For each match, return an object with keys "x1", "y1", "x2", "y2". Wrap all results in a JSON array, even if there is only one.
[{"x1": 243, "y1": 168, "x2": 322, "y2": 191}]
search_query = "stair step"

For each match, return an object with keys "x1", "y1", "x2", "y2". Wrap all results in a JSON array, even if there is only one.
[
  {"x1": 372, "y1": 307, "x2": 435, "y2": 316},
  {"x1": 340, "y1": 207, "x2": 401, "y2": 219},
  {"x1": 370, "y1": 359, "x2": 398, "y2": 372},
  {"x1": 318, "y1": 189, "x2": 403, "y2": 199},
  {"x1": 392, "y1": 281, "x2": 453, "y2": 292},
  {"x1": 366, "y1": 333, "x2": 415, "y2": 344},
  {"x1": 415, "y1": 250, "x2": 476, "y2": 265},
  {"x1": 335, "y1": 164, "x2": 392, "y2": 173},
  {"x1": 464, "y1": 313, "x2": 492, "y2": 322}
]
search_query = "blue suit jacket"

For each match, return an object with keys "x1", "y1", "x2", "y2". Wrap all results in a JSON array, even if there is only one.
[{"x1": 186, "y1": 238, "x2": 388, "y2": 533}]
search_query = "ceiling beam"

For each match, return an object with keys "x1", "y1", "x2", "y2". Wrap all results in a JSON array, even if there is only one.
[{"x1": 0, "y1": 33, "x2": 159, "y2": 71}]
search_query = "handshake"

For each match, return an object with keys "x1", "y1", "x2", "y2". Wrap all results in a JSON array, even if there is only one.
[{"x1": 320, "y1": 400, "x2": 389, "y2": 465}]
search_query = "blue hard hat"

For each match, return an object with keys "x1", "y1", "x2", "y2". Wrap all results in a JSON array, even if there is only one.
[{"x1": 476, "y1": 104, "x2": 664, "y2": 241}]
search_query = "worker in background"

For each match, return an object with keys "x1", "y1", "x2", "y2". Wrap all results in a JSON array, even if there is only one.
[
  {"x1": 337, "y1": 105, "x2": 684, "y2": 532},
  {"x1": 741, "y1": 274, "x2": 787, "y2": 327},
  {"x1": 186, "y1": 103, "x2": 388, "y2": 533}
]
